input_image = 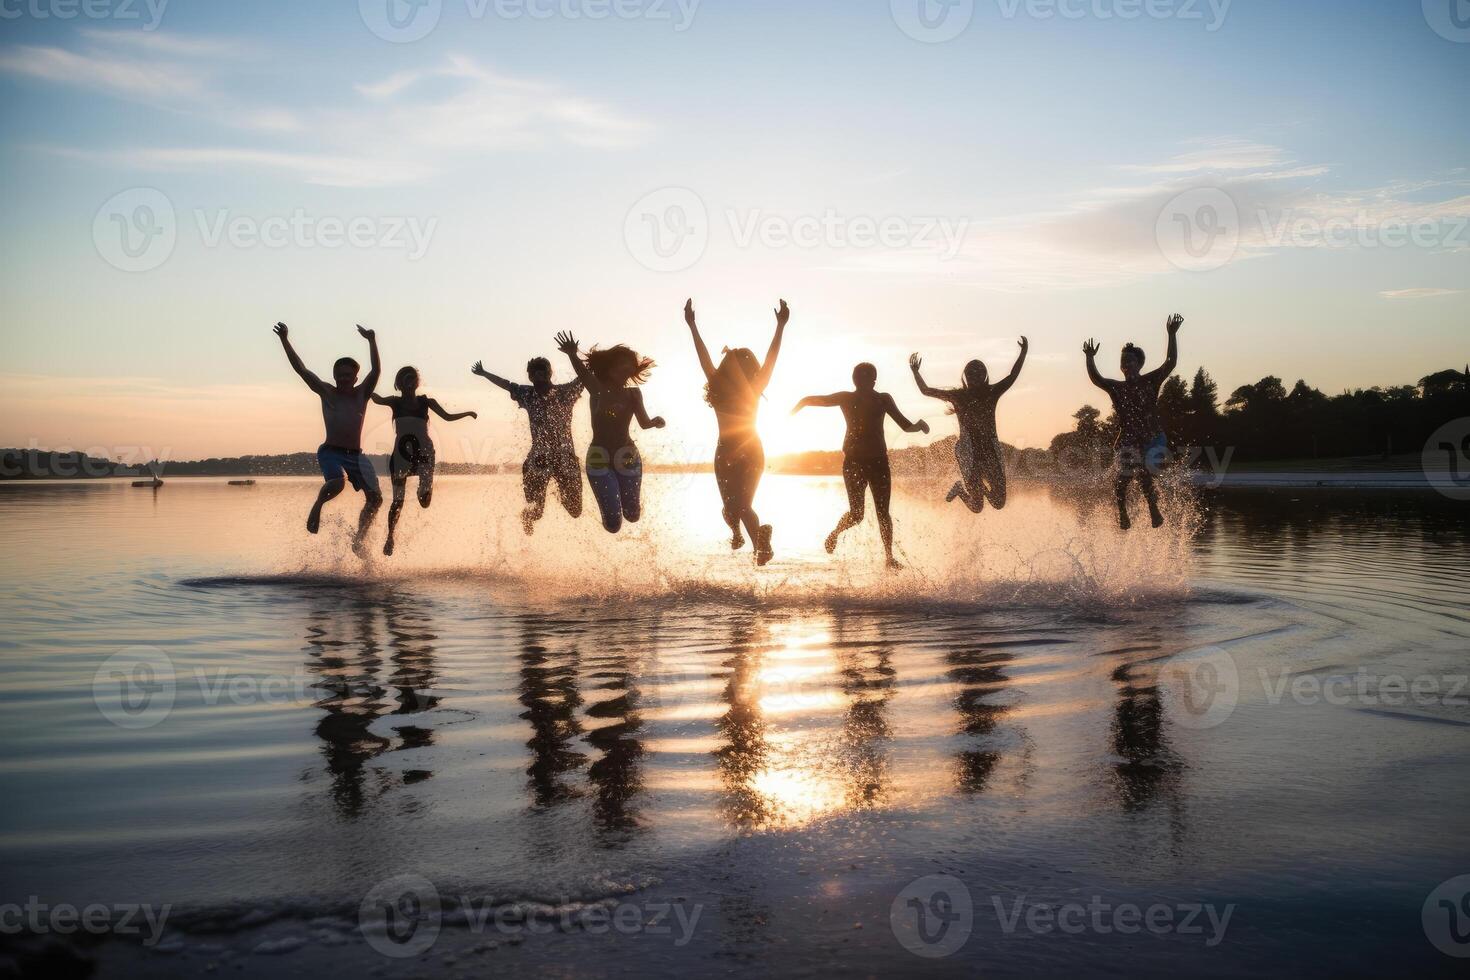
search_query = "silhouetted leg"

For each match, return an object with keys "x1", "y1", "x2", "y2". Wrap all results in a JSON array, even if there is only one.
[
  {"x1": 977, "y1": 445, "x2": 1007, "y2": 510},
  {"x1": 950, "y1": 433, "x2": 982, "y2": 511},
  {"x1": 587, "y1": 464, "x2": 622, "y2": 534},
  {"x1": 1114, "y1": 470, "x2": 1133, "y2": 530},
  {"x1": 384, "y1": 479, "x2": 407, "y2": 556},
  {"x1": 870, "y1": 460, "x2": 899, "y2": 568},
  {"x1": 354, "y1": 491, "x2": 383, "y2": 557},
  {"x1": 522, "y1": 456, "x2": 550, "y2": 534},
  {"x1": 714, "y1": 446, "x2": 745, "y2": 549},
  {"x1": 618, "y1": 461, "x2": 643, "y2": 524},
  {"x1": 827, "y1": 458, "x2": 868, "y2": 554},
  {"x1": 417, "y1": 453, "x2": 434, "y2": 509},
  {"x1": 308, "y1": 479, "x2": 344, "y2": 533},
  {"x1": 1137, "y1": 468, "x2": 1164, "y2": 527},
  {"x1": 552, "y1": 451, "x2": 583, "y2": 519}
]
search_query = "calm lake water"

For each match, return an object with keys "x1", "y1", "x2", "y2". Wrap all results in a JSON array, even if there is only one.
[{"x1": 1, "y1": 476, "x2": 1467, "y2": 977}]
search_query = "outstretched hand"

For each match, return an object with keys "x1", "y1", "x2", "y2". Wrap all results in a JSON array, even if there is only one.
[
  {"x1": 1082, "y1": 338, "x2": 1100, "y2": 358},
  {"x1": 909, "y1": 352, "x2": 923, "y2": 372},
  {"x1": 774, "y1": 299, "x2": 790, "y2": 328},
  {"x1": 1166, "y1": 313, "x2": 1184, "y2": 335},
  {"x1": 651, "y1": 416, "x2": 666, "y2": 429},
  {"x1": 356, "y1": 324, "x2": 375, "y2": 341},
  {"x1": 554, "y1": 331, "x2": 579, "y2": 356},
  {"x1": 917, "y1": 420, "x2": 931, "y2": 435},
  {"x1": 273, "y1": 322, "x2": 288, "y2": 339},
  {"x1": 1018, "y1": 336, "x2": 1029, "y2": 352},
  {"x1": 471, "y1": 360, "x2": 486, "y2": 376},
  {"x1": 684, "y1": 299, "x2": 697, "y2": 328}
]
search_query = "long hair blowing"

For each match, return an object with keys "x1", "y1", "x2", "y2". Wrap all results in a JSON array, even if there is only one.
[
  {"x1": 705, "y1": 347, "x2": 761, "y2": 411},
  {"x1": 585, "y1": 344, "x2": 654, "y2": 386}
]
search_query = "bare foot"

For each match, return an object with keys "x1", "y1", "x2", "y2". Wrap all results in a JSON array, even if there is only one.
[
  {"x1": 945, "y1": 481, "x2": 964, "y2": 504},
  {"x1": 886, "y1": 557, "x2": 903, "y2": 571},
  {"x1": 307, "y1": 502, "x2": 324, "y2": 534},
  {"x1": 755, "y1": 525, "x2": 774, "y2": 566},
  {"x1": 730, "y1": 525, "x2": 744, "y2": 550},
  {"x1": 521, "y1": 508, "x2": 537, "y2": 536},
  {"x1": 383, "y1": 537, "x2": 395, "y2": 557},
  {"x1": 352, "y1": 535, "x2": 370, "y2": 559},
  {"x1": 1117, "y1": 507, "x2": 1131, "y2": 531},
  {"x1": 1150, "y1": 507, "x2": 1164, "y2": 528},
  {"x1": 824, "y1": 529, "x2": 839, "y2": 554}
]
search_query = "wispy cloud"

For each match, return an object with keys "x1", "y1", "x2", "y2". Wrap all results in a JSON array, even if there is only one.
[
  {"x1": 1118, "y1": 137, "x2": 1292, "y2": 175},
  {"x1": 1379, "y1": 288, "x2": 1464, "y2": 300},
  {"x1": 2, "y1": 31, "x2": 651, "y2": 188}
]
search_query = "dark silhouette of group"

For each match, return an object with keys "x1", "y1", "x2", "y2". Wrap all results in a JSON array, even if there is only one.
[{"x1": 275, "y1": 307, "x2": 1185, "y2": 566}]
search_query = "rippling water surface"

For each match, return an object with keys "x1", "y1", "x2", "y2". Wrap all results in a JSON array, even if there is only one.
[{"x1": 1, "y1": 476, "x2": 1466, "y2": 976}]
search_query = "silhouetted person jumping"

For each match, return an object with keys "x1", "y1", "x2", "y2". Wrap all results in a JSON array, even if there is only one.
[
  {"x1": 473, "y1": 357, "x2": 585, "y2": 534},
  {"x1": 273, "y1": 321, "x2": 383, "y2": 557},
  {"x1": 910, "y1": 336, "x2": 1027, "y2": 513},
  {"x1": 371, "y1": 367, "x2": 476, "y2": 556},
  {"x1": 793, "y1": 363, "x2": 930, "y2": 569},
  {"x1": 684, "y1": 298, "x2": 789, "y2": 566},
  {"x1": 555, "y1": 331, "x2": 665, "y2": 534},
  {"x1": 1083, "y1": 313, "x2": 1183, "y2": 530}
]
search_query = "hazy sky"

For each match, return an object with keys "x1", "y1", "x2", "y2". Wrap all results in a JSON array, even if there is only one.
[{"x1": 0, "y1": 0, "x2": 1466, "y2": 464}]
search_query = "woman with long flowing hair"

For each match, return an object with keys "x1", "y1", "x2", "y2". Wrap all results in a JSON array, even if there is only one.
[{"x1": 684, "y1": 298, "x2": 789, "y2": 565}]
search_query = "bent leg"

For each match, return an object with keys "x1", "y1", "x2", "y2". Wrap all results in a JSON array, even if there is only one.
[
  {"x1": 976, "y1": 445, "x2": 1007, "y2": 510},
  {"x1": 552, "y1": 452, "x2": 583, "y2": 519},
  {"x1": 384, "y1": 479, "x2": 407, "y2": 555},
  {"x1": 354, "y1": 490, "x2": 383, "y2": 557},
  {"x1": 714, "y1": 447, "x2": 745, "y2": 548},
  {"x1": 617, "y1": 463, "x2": 643, "y2": 524},
  {"x1": 586, "y1": 466, "x2": 623, "y2": 534},
  {"x1": 308, "y1": 479, "x2": 344, "y2": 533},
  {"x1": 827, "y1": 458, "x2": 869, "y2": 553},
  {"x1": 870, "y1": 460, "x2": 897, "y2": 565}
]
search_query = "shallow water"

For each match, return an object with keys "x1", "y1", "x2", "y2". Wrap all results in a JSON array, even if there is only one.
[{"x1": 1, "y1": 477, "x2": 1467, "y2": 976}]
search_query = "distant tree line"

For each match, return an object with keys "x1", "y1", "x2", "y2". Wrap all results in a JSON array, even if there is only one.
[{"x1": 1051, "y1": 365, "x2": 1470, "y2": 463}]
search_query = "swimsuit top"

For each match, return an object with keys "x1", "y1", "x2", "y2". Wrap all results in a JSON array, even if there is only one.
[{"x1": 589, "y1": 388, "x2": 640, "y2": 452}]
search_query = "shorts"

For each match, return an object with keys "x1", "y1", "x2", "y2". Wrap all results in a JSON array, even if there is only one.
[
  {"x1": 390, "y1": 432, "x2": 436, "y2": 481},
  {"x1": 1117, "y1": 433, "x2": 1169, "y2": 475},
  {"x1": 318, "y1": 444, "x2": 380, "y2": 494}
]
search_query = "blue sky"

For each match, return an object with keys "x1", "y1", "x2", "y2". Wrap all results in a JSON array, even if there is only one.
[{"x1": 0, "y1": 0, "x2": 1466, "y2": 460}]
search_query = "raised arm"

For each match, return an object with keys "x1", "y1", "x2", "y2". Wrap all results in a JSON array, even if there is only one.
[
  {"x1": 471, "y1": 361, "x2": 514, "y2": 392},
  {"x1": 273, "y1": 322, "x2": 330, "y2": 395},
  {"x1": 908, "y1": 352, "x2": 955, "y2": 403},
  {"x1": 369, "y1": 392, "x2": 395, "y2": 407},
  {"x1": 630, "y1": 389, "x2": 666, "y2": 430},
  {"x1": 357, "y1": 324, "x2": 381, "y2": 393},
  {"x1": 554, "y1": 331, "x2": 601, "y2": 394},
  {"x1": 791, "y1": 392, "x2": 847, "y2": 414},
  {"x1": 993, "y1": 336, "x2": 1029, "y2": 397},
  {"x1": 753, "y1": 299, "x2": 789, "y2": 392},
  {"x1": 1082, "y1": 338, "x2": 1109, "y2": 390},
  {"x1": 883, "y1": 393, "x2": 930, "y2": 434},
  {"x1": 429, "y1": 399, "x2": 478, "y2": 423},
  {"x1": 684, "y1": 299, "x2": 717, "y2": 381},
  {"x1": 1151, "y1": 314, "x2": 1182, "y2": 381}
]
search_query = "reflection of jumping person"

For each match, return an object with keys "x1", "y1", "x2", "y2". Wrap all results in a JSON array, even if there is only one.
[
  {"x1": 554, "y1": 331, "x2": 665, "y2": 534},
  {"x1": 1083, "y1": 314, "x2": 1183, "y2": 530},
  {"x1": 473, "y1": 357, "x2": 585, "y2": 534},
  {"x1": 684, "y1": 298, "x2": 788, "y2": 565},
  {"x1": 273, "y1": 321, "x2": 383, "y2": 557},
  {"x1": 371, "y1": 367, "x2": 476, "y2": 556},
  {"x1": 792, "y1": 364, "x2": 930, "y2": 569},
  {"x1": 910, "y1": 337, "x2": 1027, "y2": 513}
]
